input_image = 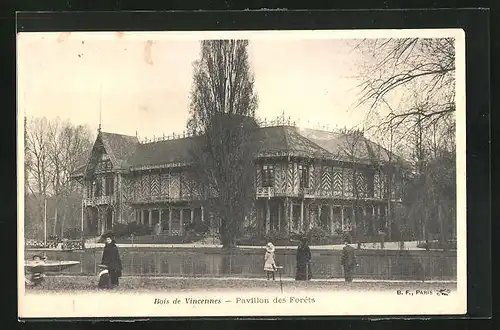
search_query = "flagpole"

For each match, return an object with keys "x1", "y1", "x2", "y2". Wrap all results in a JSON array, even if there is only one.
[{"x1": 44, "y1": 198, "x2": 47, "y2": 247}]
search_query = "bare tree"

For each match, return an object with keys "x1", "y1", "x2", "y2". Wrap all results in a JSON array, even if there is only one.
[
  {"x1": 353, "y1": 38, "x2": 455, "y2": 132},
  {"x1": 352, "y1": 38, "x2": 457, "y2": 249},
  {"x1": 25, "y1": 116, "x2": 93, "y2": 238},
  {"x1": 187, "y1": 40, "x2": 259, "y2": 248},
  {"x1": 47, "y1": 119, "x2": 93, "y2": 236},
  {"x1": 25, "y1": 117, "x2": 55, "y2": 235}
]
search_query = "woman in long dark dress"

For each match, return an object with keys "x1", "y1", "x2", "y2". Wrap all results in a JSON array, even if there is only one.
[
  {"x1": 101, "y1": 233, "x2": 122, "y2": 288},
  {"x1": 295, "y1": 237, "x2": 312, "y2": 280}
]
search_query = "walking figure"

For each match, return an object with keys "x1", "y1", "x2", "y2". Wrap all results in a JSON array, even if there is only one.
[
  {"x1": 101, "y1": 232, "x2": 122, "y2": 288},
  {"x1": 295, "y1": 237, "x2": 312, "y2": 280},
  {"x1": 264, "y1": 242, "x2": 277, "y2": 280},
  {"x1": 341, "y1": 238, "x2": 357, "y2": 282}
]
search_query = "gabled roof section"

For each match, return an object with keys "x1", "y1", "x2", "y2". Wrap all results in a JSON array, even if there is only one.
[
  {"x1": 295, "y1": 127, "x2": 408, "y2": 166},
  {"x1": 128, "y1": 136, "x2": 202, "y2": 170},
  {"x1": 99, "y1": 132, "x2": 139, "y2": 169},
  {"x1": 255, "y1": 126, "x2": 332, "y2": 159}
]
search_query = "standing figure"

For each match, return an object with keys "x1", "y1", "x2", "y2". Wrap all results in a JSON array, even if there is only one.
[
  {"x1": 25, "y1": 254, "x2": 46, "y2": 287},
  {"x1": 264, "y1": 242, "x2": 277, "y2": 280},
  {"x1": 97, "y1": 265, "x2": 112, "y2": 289},
  {"x1": 295, "y1": 237, "x2": 312, "y2": 280},
  {"x1": 101, "y1": 232, "x2": 122, "y2": 288},
  {"x1": 341, "y1": 238, "x2": 357, "y2": 282}
]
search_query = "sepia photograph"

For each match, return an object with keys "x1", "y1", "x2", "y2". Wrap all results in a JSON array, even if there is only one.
[{"x1": 18, "y1": 29, "x2": 466, "y2": 318}]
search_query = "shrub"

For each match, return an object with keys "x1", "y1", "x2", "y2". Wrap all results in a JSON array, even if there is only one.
[
  {"x1": 264, "y1": 231, "x2": 290, "y2": 243},
  {"x1": 112, "y1": 222, "x2": 129, "y2": 238},
  {"x1": 243, "y1": 224, "x2": 260, "y2": 239},
  {"x1": 111, "y1": 222, "x2": 153, "y2": 238},
  {"x1": 127, "y1": 222, "x2": 152, "y2": 236},
  {"x1": 184, "y1": 221, "x2": 209, "y2": 234},
  {"x1": 306, "y1": 226, "x2": 331, "y2": 245},
  {"x1": 63, "y1": 227, "x2": 83, "y2": 240}
]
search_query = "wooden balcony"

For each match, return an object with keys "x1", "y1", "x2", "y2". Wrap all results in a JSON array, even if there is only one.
[
  {"x1": 256, "y1": 187, "x2": 275, "y2": 198},
  {"x1": 255, "y1": 186, "x2": 400, "y2": 202},
  {"x1": 132, "y1": 193, "x2": 199, "y2": 204},
  {"x1": 84, "y1": 195, "x2": 116, "y2": 207}
]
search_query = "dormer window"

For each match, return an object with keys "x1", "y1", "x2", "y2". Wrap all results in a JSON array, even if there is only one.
[{"x1": 262, "y1": 164, "x2": 275, "y2": 188}]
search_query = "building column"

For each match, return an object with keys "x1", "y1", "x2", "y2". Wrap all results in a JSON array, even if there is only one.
[
  {"x1": 372, "y1": 205, "x2": 376, "y2": 235},
  {"x1": 191, "y1": 208, "x2": 194, "y2": 224},
  {"x1": 159, "y1": 209, "x2": 163, "y2": 232},
  {"x1": 278, "y1": 201, "x2": 282, "y2": 232},
  {"x1": 180, "y1": 208, "x2": 184, "y2": 235},
  {"x1": 341, "y1": 206, "x2": 345, "y2": 228},
  {"x1": 300, "y1": 199, "x2": 304, "y2": 232},
  {"x1": 363, "y1": 207, "x2": 367, "y2": 235},
  {"x1": 265, "y1": 199, "x2": 270, "y2": 234},
  {"x1": 201, "y1": 205, "x2": 204, "y2": 223},
  {"x1": 318, "y1": 204, "x2": 322, "y2": 229},
  {"x1": 329, "y1": 204, "x2": 334, "y2": 235},
  {"x1": 168, "y1": 207, "x2": 172, "y2": 235},
  {"x1": 376, "y1": 205, "x2": 381, "y2": 230},
  {"x1": 289, "y1": 200, "x2": 293, "y2": 233},
  {"x1": 284, "y1": 198, "x2": 289, "y2": 234},
  {"x1": 148, "y1": 209, "x2": 153, "y2": 227}
]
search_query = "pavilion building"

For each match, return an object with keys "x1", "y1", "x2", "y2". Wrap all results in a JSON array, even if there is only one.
[{"x1": 71, "y1": 123, "x2": 406, "y2": 238}]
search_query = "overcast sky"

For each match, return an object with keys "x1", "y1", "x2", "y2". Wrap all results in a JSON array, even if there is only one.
[{"x1": 17, "y1": 32, "x2": 373, "y2": 139}]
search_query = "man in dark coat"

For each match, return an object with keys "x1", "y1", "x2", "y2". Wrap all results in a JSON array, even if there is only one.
[
  {"x1": 295, "y1": 237, "x2": 312, "y2": 280},
  {"x1": 101, "y1": 232, "x2": 122, "y2": 288},
  {"x1": 341, "y1": 238, "x2": 357, "y2": 282}
]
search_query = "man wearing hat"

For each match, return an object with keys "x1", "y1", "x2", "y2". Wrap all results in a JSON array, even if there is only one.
[
  {"x1": 341, "y1": 238, "x2": 357, "y2": 282},
  {"x1": 101, "y1": 232, "x2": 122, "y2": 288},
  {"x1": 295, "y1": 237, "x2": 312, "y2": 280}
]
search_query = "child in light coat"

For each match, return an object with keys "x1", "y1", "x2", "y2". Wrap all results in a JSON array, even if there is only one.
[{"x1": 264, "y1": 242, "x2": 277, "y2": 280}]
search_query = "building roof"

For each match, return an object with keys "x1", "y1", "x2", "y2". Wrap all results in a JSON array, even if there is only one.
[
  {"x1": 72, "y1": 125, "x2": 407, "y2": 177},
  {"x1": 127, "y1": 136, "x2": 201, "y2": 169},
  {"x1": 100, "y1": 132, "x2": 140, "y2": 168},
  {"x1": 255, "y1": 126, "x2": 332, "y2": 159}
]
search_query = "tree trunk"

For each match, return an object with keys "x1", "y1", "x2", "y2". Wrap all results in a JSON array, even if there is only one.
[
  {"x1": 60, "y1": 202, "x2": 67, "y2": 238},
  {"x1": 53, "y1": 205, "x2": 58, "y2": 236},
  {"x1": 438, "y1": 204, "x2": 447, "y2": 251}
]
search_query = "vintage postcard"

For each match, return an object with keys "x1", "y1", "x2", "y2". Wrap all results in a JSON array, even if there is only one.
[{"x1": 18, "y1": 28, "x2": 466, "y2": 318}]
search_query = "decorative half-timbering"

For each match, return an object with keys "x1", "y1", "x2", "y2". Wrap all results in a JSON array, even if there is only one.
[
  {"x1": 169, "y1": 172, "x2": 181, "y2": 199},
  {"x1": 321, "y1": 165, "x2": 333, "y2": 196},
  {"x1": 160, "y1": 172, "x2": 169, "y2": 197},
  {"x1": 343, "y1": 168, "x2": 354, "y2": 197},
  {"x1": 355, "y1": 171, "x2": 367, "y2": 198},
  {"x1": 274, "y1": 163, "x2": 286, "y2": 194},
  {"x1": 71, "y1": 126, "x2": 406, "y2": 237},
  {"x1": 332, "y1": 167, "x2": 343, "y2": 197},
  {"x1": 151, "y1": 172, "x2": 161, "y2": 197}
]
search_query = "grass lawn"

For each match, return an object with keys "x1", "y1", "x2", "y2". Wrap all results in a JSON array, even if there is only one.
[{"x1": 25, "y1": 275, "x2": 457, "y2": 293}]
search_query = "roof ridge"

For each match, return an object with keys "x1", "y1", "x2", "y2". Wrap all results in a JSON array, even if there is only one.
[{"x1": 100, "y1": 131, "x2": 138, "y2": 139}]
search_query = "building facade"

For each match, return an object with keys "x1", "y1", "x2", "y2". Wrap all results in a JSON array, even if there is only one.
[{"x1": 71, "y1": 125, "x2": 406, "y2": 238}]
